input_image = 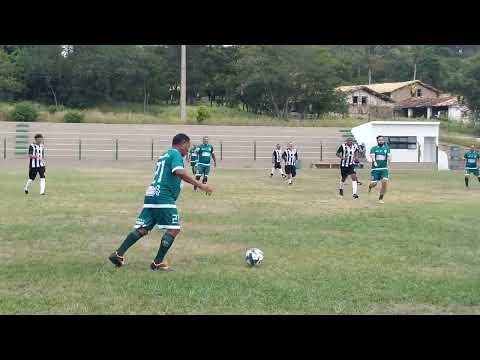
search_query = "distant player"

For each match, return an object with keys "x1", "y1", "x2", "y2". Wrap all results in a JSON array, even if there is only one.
[
  {"x1": 24, "y1": 133, "x2": 46, "y2": 195},
  {"x1": 188, "y1": 143, "x2": 198, "y2": 175},
  {"x1": 336, "y1": 137, "x2": 359, "y2": 199},
  {"x1": 194, "y1": 136, "x2": 216, "y2": 191},
  {"x1": 270, "y1": 143, "x2": 286, "y2": 178},
  {"x1": 368, "y1": 135, "x2": 391, "y2": 204},
  {"x1": 354, "y1": 143, "x2": 366, "y2": 186},
  {"x1": 109, "y1": 133, "x2": 213, "y2": 271},
  {"x1": 464, "y1": 144, "x2": 480, "y2": 188},
  {"x1": 282, "y1": 142, "x2": 299, "y2": 185}
]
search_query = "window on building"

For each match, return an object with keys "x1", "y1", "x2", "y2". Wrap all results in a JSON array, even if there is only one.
[
  {"x1": 417, "y1": 89, "x2": 422, "y2": 97},
  {"x1": 384, "y1": 136, "x2": 417, "y2": 149},
  {"x1": 352, "y1": 96, "x2": 358, "y2": 104},
  {"x1": 361, "y1": 96, "x2": 368, "y2": 105}
]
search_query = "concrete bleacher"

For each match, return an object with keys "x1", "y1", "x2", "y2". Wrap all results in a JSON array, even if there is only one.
[{"x1": 0, "y1": 122, "x2": 348, "y2": 168}]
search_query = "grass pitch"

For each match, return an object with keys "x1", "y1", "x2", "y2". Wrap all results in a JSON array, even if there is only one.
[{"x1": 1, "y1": 166, "x2": 480, "y2": 314}]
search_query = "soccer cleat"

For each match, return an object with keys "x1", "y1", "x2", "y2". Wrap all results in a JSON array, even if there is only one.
[
  {"x1": 339, "y1": 189, "x2": 344, "y2": 197},
  {"x1": 25, "y1": 190, "x2": 28, "y2": 194},
  {"x1": 108, "y1": 252, "x2": 125, "y2": 267},
  {"x1": 40, "y1": 193, "x2": 45, "y2": 196},
  {"x1": 282, "y1": 174, "x2": 286, "y2": 178},
  {"x1": 368, "y1": 186, "x2": 372, "y2": 193},
  {"x1": 353, "y1": 194, "x2": 359, "y2": 199},
  {"x1": 270, "y1": 173, "x2": 273, "y2": 177},
  {"x1": 379, "y1": 199, "x2": 385, "y2": 204},
  {"x1": 150, "y1": 261, "x2": 172, "y2": 271},
  {"x1": 357, "y1": 181, "x2": 363, "y2": 186}
]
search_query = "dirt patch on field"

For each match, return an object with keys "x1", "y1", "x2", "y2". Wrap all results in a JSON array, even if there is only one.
[{"x1": 366, "y1": 303, "x2": 480, "y2": 314}]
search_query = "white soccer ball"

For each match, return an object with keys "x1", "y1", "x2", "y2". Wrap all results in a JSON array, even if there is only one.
[{"x1": 245, "y1": 248, "x2": 264, "y2": 267}]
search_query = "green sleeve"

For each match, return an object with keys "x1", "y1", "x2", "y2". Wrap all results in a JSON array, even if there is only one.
[
  {"x1": 464, "y1": 153, "x2": 468, "y2": 159},
  {"x1": 171, "y1": 151, "x2": 185, "y2": 173}
]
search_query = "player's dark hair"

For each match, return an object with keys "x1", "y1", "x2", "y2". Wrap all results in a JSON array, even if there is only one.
[
  {"x1": 34, "y1": 134, "x2": 43, "y2": 139},
  {"x1": 376, "y1": 135, "x2": 383, "y2": 141},
  {"x1": 172, "y1": 133, "x2": 190, "y2": 145}
]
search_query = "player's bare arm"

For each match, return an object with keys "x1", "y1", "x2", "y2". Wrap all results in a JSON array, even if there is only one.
[
  {"x1": 212, "y1": 153, "x2": 217, "y2": 167},
  {"x1": 175, "y1": 168, "x2": 212, "y2": 195}
]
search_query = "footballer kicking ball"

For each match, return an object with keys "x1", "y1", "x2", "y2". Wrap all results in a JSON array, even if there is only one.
[{"x1": 245, "y1": 248, "x2": 264, "y2": 267}]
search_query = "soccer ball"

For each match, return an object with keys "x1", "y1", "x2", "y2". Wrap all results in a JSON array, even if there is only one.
[{"x1": 245, "y1": 248, "x2": 264, "y2": 267}]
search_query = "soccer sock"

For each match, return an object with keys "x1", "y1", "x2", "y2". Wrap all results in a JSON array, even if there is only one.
[
  {"x1": 379, "y1": 193, "x2": 384, "y2": 200},
  {"x1": 288, "y1": 179, "x2": 292, "y2": 184},
  {"x1": 24, "y1": 179, "x2": 33, "y2": 191},
  {"x1": 117, "y1": 230, "x2": 144, "y2": 256},
  {"x1": 339, "y1": 180, "x2": 344, "y2": 190},
  {"x1": 154, "y1": 232, "x2": 176, "y2": 263},
  {"x1": 203, "y1": 177, "x2": 208, "y2": 184},
  {"x1": 279, "y1": 168, "x2": 285, "y2": 175},
  {"x1": 352, "y1": 180, "x2": 358, "y2": 195},
  {"x1": 271, "y1": 167, "x2": 275, "y2": 175},
  {"x1": 478, "y1": 177, "x2": 480, "y2": 183},
  {"x1": 465, "y1": 177, "x2": 469, "y2": 187},
  {"x1": 40, "y1": 178, "x2": 46, "y2": 194}
]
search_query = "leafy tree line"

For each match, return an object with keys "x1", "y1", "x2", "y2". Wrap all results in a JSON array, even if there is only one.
[{"x1": 1, "y1": 45, "x2": 480, "y2": 119}]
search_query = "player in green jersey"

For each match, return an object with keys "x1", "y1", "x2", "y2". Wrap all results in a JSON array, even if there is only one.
[
  {"x1": 194, "y1": 136, "x2": 216, "y2": 191},
  {"x1": 109, "y1": 133, "x2": 213, "y2": 271},
  {"x1": 464, "y1": 144, "x2": 480, "y2": 188},
  {"x1": 188, "y1": 143, "x2": 198, "y2": 175},
  {"x1": 368, "y1": 135, "x2": 391, "y2": 204}
]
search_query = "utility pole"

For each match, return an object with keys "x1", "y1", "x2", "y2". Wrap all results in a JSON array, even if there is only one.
[{"x1": 180, "y1": 45, "x2": 187, "y2": 122}]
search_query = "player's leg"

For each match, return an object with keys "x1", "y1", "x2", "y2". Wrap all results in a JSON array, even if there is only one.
[
  {"x1": 24, "y1": 168, "x2": 37, "y2": 194},
  {"x1": 368, "y1": 170, "x2": 380, "y2": 193},
  {"x1": 476, "y1": 169, "x2": 480, "y2": 183},
  {"x1": 289, "y1": 166, "x2": 296, "y2": 185},
  {"x1": 109, "y1": 208, "x2": 154, "y2": 267},
  {"x1": 279, "y1": 164, "x2": 286, "y2": 178},
  {"x1": 379, "y1": 171, "x2": 389, "y2": 203},
  {"x1": 152, "y1": 208, "x2": 181, "y2": 271},
  {"x1": 194, "y1": 165, "x2": 203, "y2": 191},
  {"x1": 339, "y1": 168, "x2": 346, "y2": 197},
  {"x1": 351, "y1": 171, "x2": 359, "y2": 198},
  {"x1": 464, "y1": 169, "x2": 470, "y2": 188},
  {"x1": 270, "y1": 164, "x2": 275, "y2": 177},
  {"x1": 202, "y1": 165, "x2": 210, "y2": 184},
  {"x1": 39, "y1": 167, "x2": 46, "y2": 195}
]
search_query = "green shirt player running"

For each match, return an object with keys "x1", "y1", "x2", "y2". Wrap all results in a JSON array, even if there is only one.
[
  {"x1": 194, "y1": 136, "x2": 217, "y2": 191},
  {"x1": 188, "y1": 143, "x2": 198, "y2": 175},
  {"x1": 109, "y1": 133, "x2": 213, "y2": 271},
  {"x1": 368, "y1": 135, "x2": 391, "y2": 204},
  {"x1": 464, "y1": 144, "x2": 480, "y2": 188}
]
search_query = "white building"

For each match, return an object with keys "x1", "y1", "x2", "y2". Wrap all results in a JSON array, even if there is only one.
[{"x1": 351, "y1": 121, "x2": 449, "y2": 170}]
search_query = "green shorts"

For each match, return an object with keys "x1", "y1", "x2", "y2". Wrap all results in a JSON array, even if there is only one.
[
  {"x1": 196, "y1": 164, "x2": 211, "y2": 177},
  {"x1": 465, "y1": 168, "x2": 479, "y2": 176},
  {"x1": 134, "y1": 206, "x2": 180, "y2": 230},
  {"x1": 371, "y1": 168, "x2": 389, "y2": 182}
]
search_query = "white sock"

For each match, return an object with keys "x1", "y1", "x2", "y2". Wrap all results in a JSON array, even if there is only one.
[
  {"x1": 288, "y1": 179, "x2": 292, "y2": 184},
  {"x1": 339, "y1": 180, "x2": 344, "y2": 190},
  {"x1": 279, "y1": 169, "x2": 285, "y2": 175},
  {"x1": 271, "y1": 167, "x2": 275, "y2": 174},
  {"x1": 25, "y1": 179, "x2": 33, "y2": 191},
  {"x1": 40, "y1": 178, "x2": 46, "y2": 194},
  {"x1": 352, "y1": 181, "x2": 358, "y2": 195}
]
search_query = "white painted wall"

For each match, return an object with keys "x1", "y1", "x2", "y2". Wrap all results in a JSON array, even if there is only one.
[{"x1": 351, "y1": 121, "x2": 441, "y2": 166}]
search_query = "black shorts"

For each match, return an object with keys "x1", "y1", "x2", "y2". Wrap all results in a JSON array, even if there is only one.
[
  {"x1": 29, "y1": 166, "x2": 46, "y2": 180},
  {"x1": 285, "y1": 165, "x2": 296, "y2": 177},
  {"x1": 340, "y1": 165, "x2": 356, "y2": 178},
  {"x1": 273, "y1": 162, "x2": 282, "y2": 169}
]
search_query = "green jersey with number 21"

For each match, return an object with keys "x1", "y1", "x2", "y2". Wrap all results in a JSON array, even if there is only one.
[{"x1": 144, "y1": 148, "x2": 185, "y2": 206}]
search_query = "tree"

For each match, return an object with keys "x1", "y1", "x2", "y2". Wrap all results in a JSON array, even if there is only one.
[{"x1": 0, "y1": 48, "x2": 24, "y2": 100}]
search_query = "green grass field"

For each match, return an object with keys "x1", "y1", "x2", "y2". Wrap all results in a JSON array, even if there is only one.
[{"x1": 1, "y1": 166, "x2": 480, "y2": 314}]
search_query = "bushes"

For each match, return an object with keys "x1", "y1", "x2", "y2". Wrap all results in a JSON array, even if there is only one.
[
  {"x1": 64, "y1": 111, "x2": 84, "y2": 123},
  {"x1": 196, "y1": 105, "x2": 210, "y2": 123},
  {"x1": 10, "y1": 102, "x2": 39, "y2": 122}
]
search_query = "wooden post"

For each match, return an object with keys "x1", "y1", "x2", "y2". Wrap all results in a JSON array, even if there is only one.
[
  {"x1": 79, "y1": 139, "x2": 82, "y2": 160},
  {"x1": 151, "y1": 139, "x2": 154, "y2": 160},
  {"x1": 220, "y1": 140, "x2": 223, "y2": 160},
  {"x1": 254, "y1": 140, "x2": 256, "y2": 161},
  {"x1": 320, "y1": 142, "x2": 323, "y2": 161},
  {"x1": 115, "y1": 139, "x2": 118, "y2": 160},
  {"x1": 3, "y1": 138, "x2": 6, "y2": 160}
]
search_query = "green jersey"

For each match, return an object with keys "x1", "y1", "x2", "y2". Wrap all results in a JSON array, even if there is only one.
[
  {"x1": 144, "y1": 148, "x2": 185, "y2": 206},
  {"x1": 196, "y1": 143, "x2": 214, "y2": 166},
  {"x1": 189, "y1": 146, "x2": 198, "y2": 162},
  {"x1": 370, "y1": 145, "x2": 391, "y2": 169},
  {"x1": 464, "y1": 151, "x2": 480, "y2": 169}
]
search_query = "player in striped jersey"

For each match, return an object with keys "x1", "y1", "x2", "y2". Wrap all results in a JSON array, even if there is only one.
[
  {"x1": 270, "y1": 144, "x2": 286, "y2": 178},
  {"x1": 282, "y1": 142, "x2": 299, "y2": 185},
  {"x1": 336, "y1": 138, "x2": 360, "y2": 199},
  {"x1": 24, "y1": 134, "x2": 46, "y2": 195},
  {"x1": 109, "y1": 133, "x2": 213, "y2": 271}
]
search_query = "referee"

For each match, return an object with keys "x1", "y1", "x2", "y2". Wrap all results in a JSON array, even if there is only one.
[
  {"x1": 282, "y1": 142, "x2": 299, "y2": 185},
  {"x1": 24, "y1": 134, "x2": 46, "y2": 195},
  {"x1": 336, "y1": 137, "x2": 359, "y2": 199}
]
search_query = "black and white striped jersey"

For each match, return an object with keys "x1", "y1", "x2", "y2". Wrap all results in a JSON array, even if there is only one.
[
  {"x1": 282, "y1": 148, "x2": 298, "y2": 166},
  {"x1": 337, "y1": 143, "x2": 358, "y2": 167},
  {"x1": 272, "y1": 149, "x2": 282, "y2": 164},
  {"x1": 28, "y1": 143, "x2": 45, "y2": 168}
]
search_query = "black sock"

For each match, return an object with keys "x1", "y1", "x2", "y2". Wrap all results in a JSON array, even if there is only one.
[
  {"x1": 203, "y1": 177, "x2": 208, "y2": 184},
  {"x1": 477, "y1": 177, "x2": 480, "y2": 183},
  {"x1": 117, "y1": 230, "x2": 144, "y2": 256},
  {"x1": 465, "y1": 177, "x2": 469, "y2": 187},
  {"x1": 379, "y1": 194, "x2": 384, "y2": 200},
  {"x1": 154, "y1": 232, "x2": 176, "y2": 263}
]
